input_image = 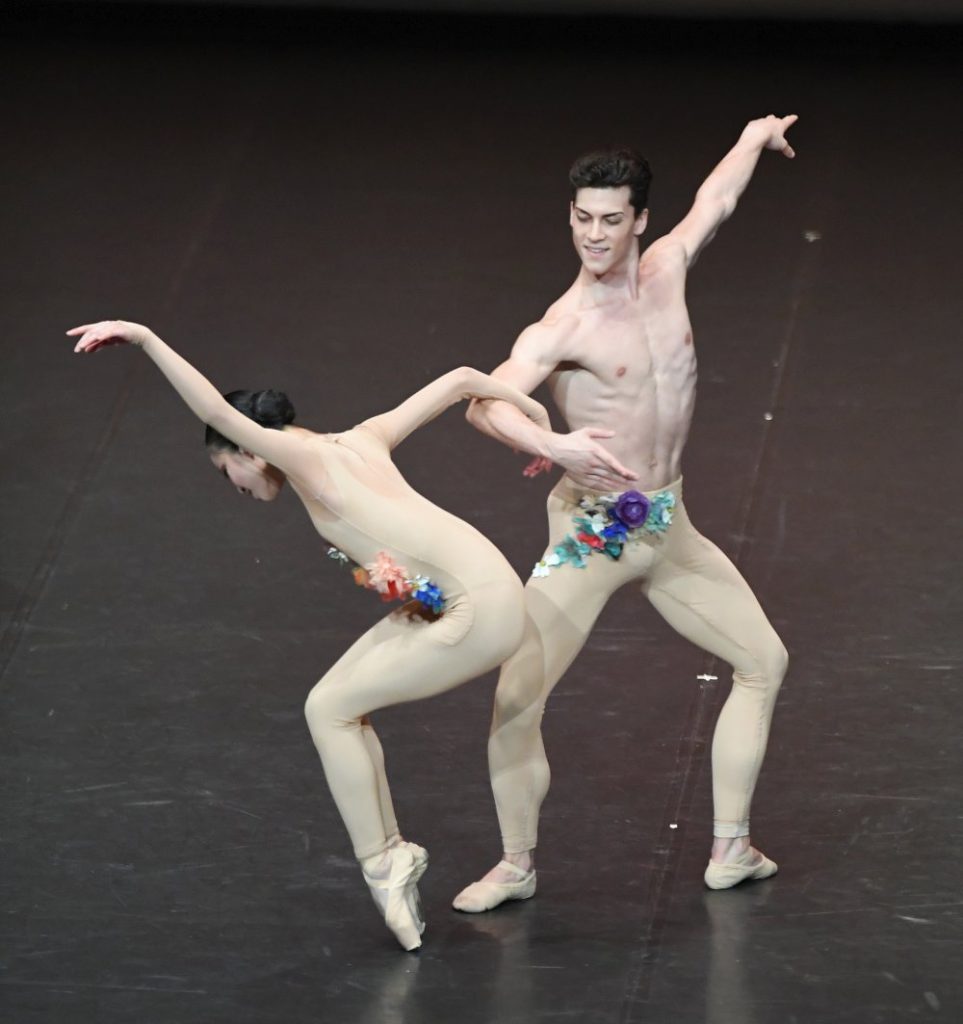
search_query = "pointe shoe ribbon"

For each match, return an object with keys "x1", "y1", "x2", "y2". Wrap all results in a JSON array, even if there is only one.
[
  {"x1": 364, "y1": 842, "x2": 429, "y2": 951},
  {"x1": 704, "y1": 847, "x2": 778, "y2": 890},
  {"x1": 452, "y1": 860, "x2": 536, "y2": 913}
]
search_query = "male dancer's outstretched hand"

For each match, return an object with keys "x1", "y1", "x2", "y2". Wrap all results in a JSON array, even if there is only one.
[{"x1": 746, "y1": 114, "x2": 798, "y2": 159}]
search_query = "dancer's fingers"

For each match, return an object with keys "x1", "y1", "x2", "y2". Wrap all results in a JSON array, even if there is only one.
[{"x1": 598, "y1": 450, "x2": 637, "y2": 481}]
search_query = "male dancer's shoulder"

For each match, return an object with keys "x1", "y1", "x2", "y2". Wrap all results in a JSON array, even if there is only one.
[{"x1": 519, "y1": 306, "x2": 582, "y2": 367}]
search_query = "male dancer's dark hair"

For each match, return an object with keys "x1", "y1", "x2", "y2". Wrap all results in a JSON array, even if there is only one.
[{"x1": 569, "y1": 148, "x2": 652, "y2": 215}]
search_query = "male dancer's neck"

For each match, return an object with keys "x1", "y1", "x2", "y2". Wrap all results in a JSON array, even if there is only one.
[{"x1": 575, "y1": 245, "x2": 641, "y2": 306}]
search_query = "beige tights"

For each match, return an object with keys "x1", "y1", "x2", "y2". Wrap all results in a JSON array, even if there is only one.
[{"x1": 488, "y1": 478, "x2": 788, "y2": 854}]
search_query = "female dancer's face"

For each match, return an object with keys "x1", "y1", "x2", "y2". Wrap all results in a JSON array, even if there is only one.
[{"x1": 209, "y1": 450, "x2": 284, "y2": 501}]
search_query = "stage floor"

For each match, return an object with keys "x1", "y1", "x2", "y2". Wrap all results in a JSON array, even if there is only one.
[{"x1": 1, "y1": 13, "x2": 960, "y2": 1023}]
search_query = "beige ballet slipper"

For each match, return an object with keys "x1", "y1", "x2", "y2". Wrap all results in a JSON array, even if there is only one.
[
  {"x1": 452, "y1": 860, "x2": 536, "y2": 913},
  {"x1": 704, "y1": 847, "x2": 778, "y2": 890}
]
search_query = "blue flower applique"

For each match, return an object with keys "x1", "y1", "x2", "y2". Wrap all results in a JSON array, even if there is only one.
[{"x1": 411, "y1": 576, "x2": 446, "y2": 614}]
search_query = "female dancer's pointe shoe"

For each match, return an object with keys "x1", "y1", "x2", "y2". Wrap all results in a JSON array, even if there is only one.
[
  {"x1": 364, "y1": 842, "x2": 429, "y2": 951},
  {"x1": 452, "y1": 860, "x2": 536, "y2": 913},
  {"x1": 704, "y1": 847, "x2": 778, "y2": 890}
]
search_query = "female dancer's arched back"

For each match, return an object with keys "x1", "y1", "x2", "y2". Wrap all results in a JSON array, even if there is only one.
[{"x1": 69, "y1": 320, "x2": 549, "y2": 951}]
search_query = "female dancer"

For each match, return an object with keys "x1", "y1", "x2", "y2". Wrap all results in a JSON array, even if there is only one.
[{"x1": 69, "y1": 319, "x2": 549, "y2": 951}]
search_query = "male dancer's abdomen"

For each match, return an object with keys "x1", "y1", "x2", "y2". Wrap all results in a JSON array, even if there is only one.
[{"x1": 556, "y1": 385, "x2": 693, "y2": 492}]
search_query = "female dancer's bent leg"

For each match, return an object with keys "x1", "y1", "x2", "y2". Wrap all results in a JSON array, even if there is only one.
[{"x1": 305, "y1": 581, "x2": 523, "y2": 948}]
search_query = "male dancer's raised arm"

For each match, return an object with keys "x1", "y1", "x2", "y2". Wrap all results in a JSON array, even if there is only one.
[{"x1": 650, "y1": 113, "x2": 797, "y2": 268}]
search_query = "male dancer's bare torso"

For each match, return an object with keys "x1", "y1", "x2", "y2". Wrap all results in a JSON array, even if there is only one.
[
  {"x1": 468, "y1": 115, "x2": 798, "y2": 496},
  {"x1": 472, "y1": 238, "x2": 698, "y2": 495},
  {"x1": 538, "y1": 251, "x2": 696, "y2": 491}
]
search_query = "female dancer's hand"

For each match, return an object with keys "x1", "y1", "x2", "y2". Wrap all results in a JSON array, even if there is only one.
[
  {"x1": 68, "y1": 320, "x2": 156, "y2": 353},
  {"x1": 522, "y1": 455, "x2": 554, "y2": 478}
]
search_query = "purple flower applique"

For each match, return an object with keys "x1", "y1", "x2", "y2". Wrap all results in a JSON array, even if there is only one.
[{"x1": 613, "y1": 490, "x2": 651, "y2": 529}]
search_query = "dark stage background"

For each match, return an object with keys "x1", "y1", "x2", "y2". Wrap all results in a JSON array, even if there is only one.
[
  {"x1": 11, "y1": 0, "x2": 963, "y2": 20},
  {"x1": 2, "y1": 4, "x2": 961, "y2": 1023}
]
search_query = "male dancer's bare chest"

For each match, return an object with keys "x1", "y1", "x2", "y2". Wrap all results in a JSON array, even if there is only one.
[{"x1": 551, "y1": 301, "x2": 696, "y2": 409}]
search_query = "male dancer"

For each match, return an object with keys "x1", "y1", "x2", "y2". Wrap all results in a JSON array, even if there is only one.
[{"x1": 454, "y1": 114, "x2": 797, "y2": 910}]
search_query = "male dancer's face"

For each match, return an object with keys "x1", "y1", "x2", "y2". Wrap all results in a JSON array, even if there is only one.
[{"x1": 569, "y1": 185, "x2": 647, "y2": 277}]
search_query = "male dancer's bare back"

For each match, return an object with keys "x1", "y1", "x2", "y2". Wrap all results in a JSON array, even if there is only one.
[{"x1": 455, "y1": 115, "x2": 797, "y2": 910}]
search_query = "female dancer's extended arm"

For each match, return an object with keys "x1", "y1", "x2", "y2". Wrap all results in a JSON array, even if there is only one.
[
  {"x1": 362, "y1": 366, "x2": 551, "y2": 450},
  {"x1": 68, "y1": 320, "x2": 307, "y2": 475}
]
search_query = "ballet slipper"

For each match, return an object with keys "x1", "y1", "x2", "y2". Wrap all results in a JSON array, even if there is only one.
[
  {"x1": 452, "y1": 860, "x2": 536, "y2": 913},
  {"x1": 364, "y1": 842, "x2": 429, "y2": 951},
  {"x1": 704, "y1": 847, "x2": 778, "y2": 890}
]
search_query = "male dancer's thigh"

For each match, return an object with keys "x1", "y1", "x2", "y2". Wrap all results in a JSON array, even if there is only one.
[
  {"x1": 643, "y1": 503, "x2": 781, "y2": 674},
  {"x1": 488, "y1": 494, "x2": 658, "y2": 853},
  {"x1": 515, "y1": 492, "x2": 656, "y2": 701}
]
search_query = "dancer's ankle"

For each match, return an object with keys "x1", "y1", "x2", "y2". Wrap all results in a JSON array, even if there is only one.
[
  {"x1": 502, "y1": 850, "x2": 534, "y2": 872},
  {"x1": 361, "y1": 850, "x2": 393, "y2": 880},
  {"x1": 710, "y1": 835, "x2": 750, "y2": 864}
]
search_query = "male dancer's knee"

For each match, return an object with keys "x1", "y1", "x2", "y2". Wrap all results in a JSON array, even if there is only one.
[{"x1": 734, "y1": 631, "x2": 788, "y2": 698}]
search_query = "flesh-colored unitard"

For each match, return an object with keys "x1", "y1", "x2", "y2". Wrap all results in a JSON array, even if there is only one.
[
  {"x1": 294, "y1": 422, "x2": 526, "y2": 858},
  {"x1": 489, "y1": 475, "x2": 788, "y2": 851},
  {"x1": 134, "y1": 333, "x2": 548, "y2": 861}
]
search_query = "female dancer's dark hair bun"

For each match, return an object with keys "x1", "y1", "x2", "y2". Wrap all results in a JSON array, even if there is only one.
[
  {"x1": 204, "y1": 389, "x2": 297, "y2": 452},
  {"x1": 250, "y1": 389, "x2": 296, "y2": 428}
]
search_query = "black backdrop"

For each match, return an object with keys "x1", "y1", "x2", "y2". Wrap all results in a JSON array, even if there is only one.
[{"x1": 7, "y1": 0, "x2": 963, "y2": 20}]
